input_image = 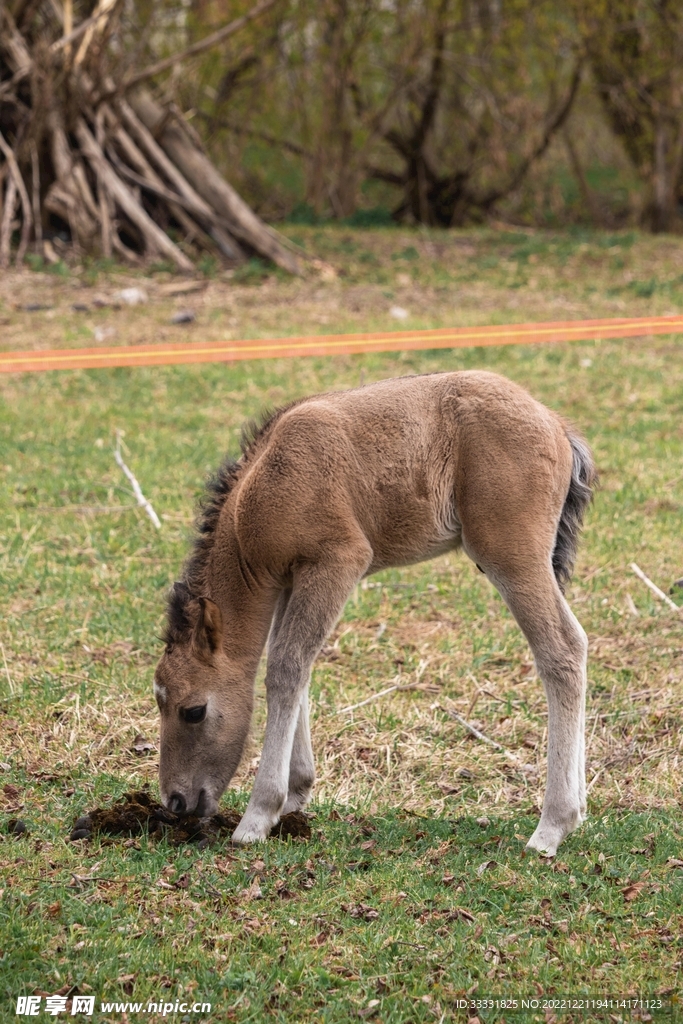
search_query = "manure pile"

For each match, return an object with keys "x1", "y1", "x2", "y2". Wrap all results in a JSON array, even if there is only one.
[{"x1": 69, "y1": 790, "x2": 311, "y2": 846}]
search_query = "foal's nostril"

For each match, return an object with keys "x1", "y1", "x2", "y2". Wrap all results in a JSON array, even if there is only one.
[
  {"x1": 195, "y1": 789, "x2": 208, "y2": 817},
  {"x1": 168, "y1": 792, "x2": 186, "y2": 815}
]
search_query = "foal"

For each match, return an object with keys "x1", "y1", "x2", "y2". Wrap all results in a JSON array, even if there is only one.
[{"x1": 154, "y1": 371, "x2": 595, "y2": 856}]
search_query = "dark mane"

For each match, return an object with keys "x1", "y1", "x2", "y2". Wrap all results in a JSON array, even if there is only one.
[{"x1": 163, "y1": 403, "x2": 296, "y2": 646}]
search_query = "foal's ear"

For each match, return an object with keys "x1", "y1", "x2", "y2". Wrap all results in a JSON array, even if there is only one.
[{"x1": 192, "y1": 597, "x2": 223, "y2": 659}]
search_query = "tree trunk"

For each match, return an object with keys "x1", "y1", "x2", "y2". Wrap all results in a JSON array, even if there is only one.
[
  {"x1": 652, "y1": 118, "x2": 674, "y2": 233},
  {"x1": 128, "y1": 90, "x2": 302, "y2": 275}
]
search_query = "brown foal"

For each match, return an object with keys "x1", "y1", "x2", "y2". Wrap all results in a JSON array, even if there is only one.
[{"x1": 154, "y1": 370, "x2": 595, "y2": 855}]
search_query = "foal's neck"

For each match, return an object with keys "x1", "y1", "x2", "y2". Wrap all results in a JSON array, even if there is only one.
[{"x1": 208, "y1": 526, "x2": 276, "y2": 670}]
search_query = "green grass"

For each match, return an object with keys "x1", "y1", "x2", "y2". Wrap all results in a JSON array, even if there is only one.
[
  {"x1": 1, "y1": 226, "x2": 683, "y2": 1021},
  {"x1": 3, "y1": 806, "x2": 683, "y2": 1021}
]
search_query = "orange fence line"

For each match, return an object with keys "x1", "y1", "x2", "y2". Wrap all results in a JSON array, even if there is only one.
[{"x1": 2, "y1": 315, "x2": 683, "y2": 374}]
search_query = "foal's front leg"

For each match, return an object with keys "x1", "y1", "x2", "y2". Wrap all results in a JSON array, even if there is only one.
[
  {"x1": 266, "y1": 590, "x2": 315, "y2": 816},
  {"x1": 232, "y1": 552, "x2": 369, "y2": 844},
  {"x1": 282, "y1": 686, "x2": 315, "y2": 815}
]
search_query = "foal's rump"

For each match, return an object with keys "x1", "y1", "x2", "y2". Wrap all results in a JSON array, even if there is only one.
[{"x1": 448, "y1": 371, "x2": 594, "y2": 589}]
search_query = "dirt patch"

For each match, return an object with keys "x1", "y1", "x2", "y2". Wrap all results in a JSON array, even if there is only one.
[{"x1": 69, "y1": 790, "x2": 311, "y2": 845}]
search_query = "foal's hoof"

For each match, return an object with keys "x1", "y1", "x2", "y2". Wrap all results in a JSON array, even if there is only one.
[
  {"x1": 526, "y1": 813, "x2": 583, "y2": 857},
  {"x1": 231, "y1": 818, "x2": 271, "y2": 844},
  {"x1": 526, "y1": 828, "x2": 562, "y2": 858}
]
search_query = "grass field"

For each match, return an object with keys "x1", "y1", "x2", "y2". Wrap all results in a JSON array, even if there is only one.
[{"x1": 1, "y1": 226, "x2": 683, "y2": 1022}]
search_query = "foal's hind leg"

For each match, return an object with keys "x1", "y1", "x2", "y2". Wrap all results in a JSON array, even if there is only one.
[
  {"x1": 268, "y1": 589, "x2": 316, "y2": 815},
  {"x1": 458, "y1": 419, "x2": 587, "y2": 855},
  {"x1": 495, "y1": 573, "x2": 587, "y2": 855},
  {"x1": 463, "y1": 538, "x2": 587, "y2": 855},
  {"x1": 233, "y1": 543, "x2": 371, "y2": 843},
  {"x1": 464, "y1": 475, "x2": 589, "y2": 851}
]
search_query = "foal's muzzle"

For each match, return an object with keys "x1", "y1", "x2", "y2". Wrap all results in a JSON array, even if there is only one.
[{"x1": 166, "y1": 788, "x2": 210, "y2": 817}]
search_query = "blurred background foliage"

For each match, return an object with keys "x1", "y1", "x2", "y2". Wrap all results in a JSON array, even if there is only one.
[
  {"x1": 144, "y1": 0, "x2": 678, "y2": 231},
  {"x1": 8, "y1": 0, "x2": 683, "y2": 232}
]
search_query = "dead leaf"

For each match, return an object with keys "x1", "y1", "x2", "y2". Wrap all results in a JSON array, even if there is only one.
[
  {"x1": 622, "y1": 881, "x2": 646, "y2": 902},
  {"x1": 173, "y1": 873, "x2": 190, "y2": 890},
  {"x1": 666, "y1": 857, "x2": 683, "y2": 868},
  {"x1": 427, "y1": 840, "x2": 454, "y2": 863},
  {"x1": 131, "y1": 735, "x2": 155, "y2": 754},
  {"x1": 117, "y1": 974, "x2": 135, "y2": 995},
  {"x1": 484, "y1": 946, "x2": 501, "y2": 964},
  {"x1": 3, "y1": 784, "x2": 20, "y2": 801},
  {"x1": 358, "y1": 999, "x2": 381, "y2": 1018},
  {"x1": 343, "y1": 902, "x2": 379, "y2": 921},
  {"x1": 242, "y1": 878, "x2": 262, "y2": 901},
  {"x1": 47, "y1": 901, "x2": 61, "y2": 917},
  {"x1": 476, "y1": 860, "x2": 496, "y2": 876}
]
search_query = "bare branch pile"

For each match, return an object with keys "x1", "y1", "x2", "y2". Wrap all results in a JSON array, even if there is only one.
[{"x1": 0, "y1": 0, "x2": 302, "y2": 273}]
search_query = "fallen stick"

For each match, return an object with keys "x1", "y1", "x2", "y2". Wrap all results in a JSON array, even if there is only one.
[
  {"x1": 335, "y1": 679, "x2": 436, "y2": 715},
  {"x1": 441, "y1": 706, "x2": 523, "y2": 764},
  {"x1": 0, "y1": 641, "x2": 15, "y2": 696},
  {"x1": 586, "y1": 766, "x2": 605, "y2": 794},
  {"x1": 630, "y1": 563, "x2": 681, "y2": 612},
  {"x1": 114, "y1": 432, "x2": 161, "y2": 529}
]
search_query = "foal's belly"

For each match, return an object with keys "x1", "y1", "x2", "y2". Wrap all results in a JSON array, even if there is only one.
[{"x1": 365, "y1": 524, "x2": 463, "y2": 574}]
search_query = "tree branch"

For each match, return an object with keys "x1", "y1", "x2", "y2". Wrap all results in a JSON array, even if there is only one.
[
  {"x1": 0, "y1": 128, "x2": 32, "y2": 264},
  {"x1": 99, "y1": 0, "x2": 281, "y2": 99},
  {"x1": 195, "y1": 111, "x2": 312, "y2": 159},
  {"x1": 74, "y1": 117, "x2": 194, "y2": 272},
  {"x1": 476, "y1": 59, "x2": 584, "y2": 210}
]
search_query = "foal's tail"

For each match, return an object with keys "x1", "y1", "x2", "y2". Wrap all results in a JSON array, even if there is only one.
[{"x1": 552, "y1": 429, "x2": 597, "y2": 592}]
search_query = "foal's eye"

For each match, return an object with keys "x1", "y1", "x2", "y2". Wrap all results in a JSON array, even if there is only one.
[{"x1": 180, "y1": 705, "x2": 207, "y2": 724}]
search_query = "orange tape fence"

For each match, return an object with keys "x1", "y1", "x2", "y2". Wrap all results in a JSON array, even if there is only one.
[{"x1": 2, "y1": 315, "x2": 683, "y2": 374}]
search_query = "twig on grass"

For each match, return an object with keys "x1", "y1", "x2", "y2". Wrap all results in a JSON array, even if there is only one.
[
  {"x1": 440, "y1": 706, "x2": 523, "y2": 765},
  {"x1": 114, "y1": 431, "x2": 161, "y2": 529},
  {"x1": 0, "y1": 642, "x2": 15, "y2": 695},
  {"x1": 586, "y1": 766, "x2": 605, "y2": 794},
  {"x1": 335, "y1": 679, "x2": 437, "y2": 715},
  {"x1": 630, "y1": 563, "x2": 681, "y2": 613},
  {"x1": 335, "y1": 659, "x2": 434, "y2": 714}
]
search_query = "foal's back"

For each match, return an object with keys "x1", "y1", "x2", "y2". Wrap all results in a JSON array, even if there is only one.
[{"x1": 232, "y1": 371, "x2": 572, "y2": 578}]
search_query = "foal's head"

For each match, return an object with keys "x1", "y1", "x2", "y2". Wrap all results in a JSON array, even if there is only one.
[{"x1": 154, "y1": 583, "x2": 252, "y2": 817}]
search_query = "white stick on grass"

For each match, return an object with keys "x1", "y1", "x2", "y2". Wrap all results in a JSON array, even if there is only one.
[
  {"x1": 442, "y1": 707, "x2": 523, "y2": 765},
  {"x1": 335, "y1": 680, "x2": 406, "y2": 715},
  {"x1": 335, "y1": 659, "x2": 431, "y2": 715},
  {"x1": 0, "y1": 642, "x2": 15, "y2": 695},
  {"x1": 114, "y1": 431, "x2": 161, "y2": 529},
  {"x1": 630, "y1": 563, "x2": 680, "y2": 612}
]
